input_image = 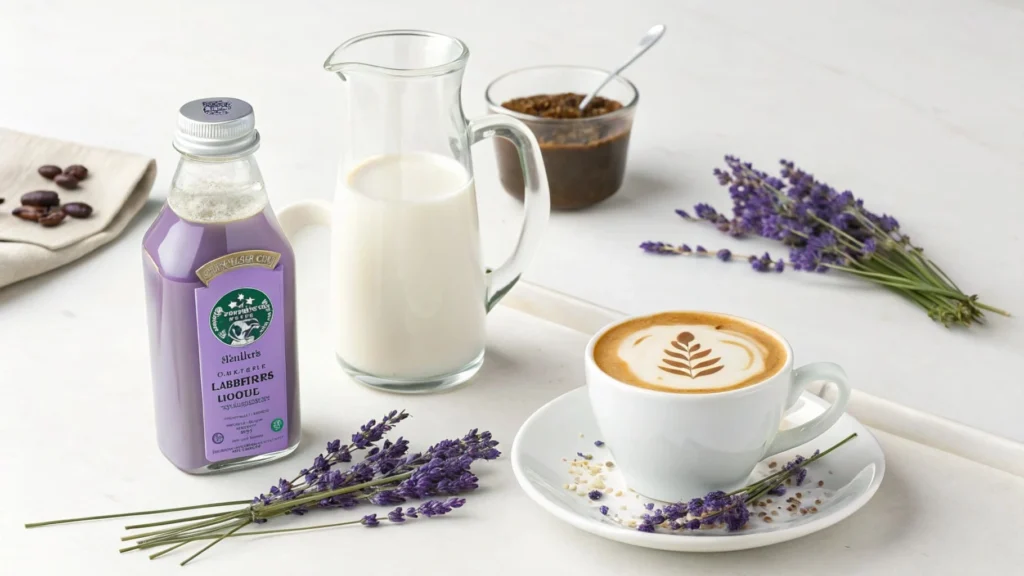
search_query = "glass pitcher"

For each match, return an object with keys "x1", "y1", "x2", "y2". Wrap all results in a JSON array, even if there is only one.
[{"x1": 279, "y1": 30, "x2": 550, "y2": 394}]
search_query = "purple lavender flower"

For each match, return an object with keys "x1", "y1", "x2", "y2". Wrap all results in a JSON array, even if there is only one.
[
  {"x1": 639, "y1": 241, "x2": 679, "y2": 255},
  {"x1": 696, "y1": 245, "x2": 708, "y2": 255},
  {"x1": 768, "y1": 485, "x2": 786, "y2": 496},
  {"x1": 722, "y1": 501, "x2": 750, "y2": 531},
  {"x1": 774, "y1": 258, "x2": 785, "y2": 272},
  {"x1": 686, "y1": 519, "x2": 701, "y2": 530},
  {"x1": 643, "y1": 513, "x2": 667, "y2": 525},
  {"x1": 655, "y1": 156, "x2": 913, "y2": 279},
  {"x1": 877, "y1": 214, "x2": 899, "y2": 232},
  {"x1": 416, "y1": 498, "x2": 465, "y2": 517},
  {"x1": 599, "y1": 506, "x2": 609, "y2": 516},
  {"x1": 694, "y1": 203, "x2": 719, "y2": 221},
  {"x1": 687, "y1": 497, "x2": 705, "y2": 516},
  {"x1": 716, "y1": 249, "x2": 732, "y2": 261},
  {"x1": 255, "y1": 410, "x2": 411, "y2": 508},
  {"x1": 703, "y1": 491, "x2": 728, "y2": 512},
  {"x1": 675, "y1": 209, "x2": 691, "y2": 219},
  {"x1": 637, "y1": 522, "x2": 656, "y2": 533},
  {"x1": 785, "y1": 455, "x2": 806, "y2": 471},
  {"x1": 644, "y1": 502, "x2": 655, "y2": 511},
  {"x1": 680, "y1": 244, "x2": 692, "y2": 253},
  {"x1": 662, "y1": 503, "x2": 686, "y2": 521},
  {"x1": 255, "y1": 416, "x2": 495, "y2": 525},
  {"x1": 588, "y1": 490, "x2": 603, "y2": 501},
  {"x1": 594, "y1": 440, "x2": 605, "y2": 447},
  {"x1": 361, "y1": 514, "x2": 380, "y2": 527},
  {"x1": 352, "y1": 413, "x2": 405, "y2": 449},
  {"x1": 368, "y1": 490, "x2": 407, "y2": 506},
  {"x1": 387, "y1": 507, "x2": 406, "y2": 523}
]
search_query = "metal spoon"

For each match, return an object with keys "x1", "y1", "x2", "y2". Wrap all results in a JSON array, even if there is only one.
[{"x1": 579, "y1": 24, "x2": 666, "y2": 111}]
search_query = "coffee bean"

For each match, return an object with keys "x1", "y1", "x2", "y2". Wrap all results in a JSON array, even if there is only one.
[
  {"x1": 61, "y1": 202, "x2": 93, "y2": 219},
  {"x1": 54, "y1": 174, "x2": 78, "y2": 190},
  {"x1": 0, "y1": 197, "x2": 5, "y2": 205},
  {"x1": 39, "y1": 210, "x2": 67, "y2": 227},
  {"x1": 38, "y1": 165, "x2": 63, "y2": 180},
  {"x1": 64, "y1": 165, "x2": 88, "y2": 180},
  {"x1": 21, "y1": 190, "x2": 60, "y2": 207},
  {"x1": 12, "y1": 206, "x2": 46, "y2": 222}
]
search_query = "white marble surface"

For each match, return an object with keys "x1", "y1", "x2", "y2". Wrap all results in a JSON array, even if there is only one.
[{"x1": 0, "y1": 4, "x2": 1022, "y2": 568}]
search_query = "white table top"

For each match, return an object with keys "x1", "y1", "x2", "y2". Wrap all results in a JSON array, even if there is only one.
[
  {"x1": 5, "y1": 301, "x2": 1024, "y2": 574},
  {"x1": 0, "y1": 6, "x2": 1021, "y2": 565}
]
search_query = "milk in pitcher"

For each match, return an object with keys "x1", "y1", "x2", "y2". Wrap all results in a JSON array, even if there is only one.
[{"x1": 331, "y1": 152, "x2": 487, "y2": 381}]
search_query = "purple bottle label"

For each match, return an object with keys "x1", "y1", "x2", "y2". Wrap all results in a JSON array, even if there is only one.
[{"x1": 195, "y1": 259, "x2": 288, "y2": 463}]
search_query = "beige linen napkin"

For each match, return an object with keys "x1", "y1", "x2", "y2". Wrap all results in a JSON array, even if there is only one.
[{"x1": 0, "y1": 128, "x2": 157, "y2": 288}]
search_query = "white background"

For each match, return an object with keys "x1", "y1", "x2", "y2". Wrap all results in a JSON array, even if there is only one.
[{"x1": 1, "y1": 0, "x2": 1022, "y2": 571}]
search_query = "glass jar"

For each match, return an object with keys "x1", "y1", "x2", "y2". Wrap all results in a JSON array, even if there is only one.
[{"x1": 486, "y1": 65, "x2": 639, "y2": 210}]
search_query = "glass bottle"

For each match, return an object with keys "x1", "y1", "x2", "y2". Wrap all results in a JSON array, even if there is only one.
[{"x1": 142, "y1": 98, "x2": 300, "y2": 473}]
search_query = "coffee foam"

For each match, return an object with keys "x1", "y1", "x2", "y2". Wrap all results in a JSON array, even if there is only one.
[{"x1": 593, "y1": 312, "x2": 787, "y2": 393}]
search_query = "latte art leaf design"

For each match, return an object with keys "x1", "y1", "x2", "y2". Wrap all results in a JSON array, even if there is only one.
[{"x1": 659, "y1": 331, "x2": 724, "y2": 379}]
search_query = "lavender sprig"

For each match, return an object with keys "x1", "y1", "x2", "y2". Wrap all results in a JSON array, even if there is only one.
[
  {"x1": 28, "y1": 411, "x2": 500, "y2": 567},
  {"x1": 253, "y1": 409, "x2": 411, "y2": 511},
  {"x1": 644, "y1": 157, "x2": 1008, "y2": 327},
  {"x1": 633, "y1": 432, "x2": 857, "y2": 533}
]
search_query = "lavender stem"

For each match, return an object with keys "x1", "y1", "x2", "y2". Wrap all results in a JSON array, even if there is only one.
[
  {"x1": 24, "y1": 499, "x2": 250, "y2": 529},
  {"x1": 122, "y1": 510, "x2": 246, "y2": 541},
  {"x1": 148, "y1": 541, "x2": 187, "y2": 560},
  {"x1": 125, "y1": 511, "x2": 228, "y2": 530},
  {"x1": 180, "y1": 519, "x2": 250, "y2": 566}
]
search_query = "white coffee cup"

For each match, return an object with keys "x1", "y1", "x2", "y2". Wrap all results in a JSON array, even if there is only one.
[{"x1": 586, "y1": 311, "x2": 851, "y2": 502}]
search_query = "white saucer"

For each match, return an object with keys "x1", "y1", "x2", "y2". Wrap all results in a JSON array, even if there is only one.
[{"x1": 511, "y1": 387, "x2": 885, "y2": 552}]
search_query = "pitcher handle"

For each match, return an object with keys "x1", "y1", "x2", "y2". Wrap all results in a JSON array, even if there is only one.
[
  {"x1": 277, "y1": 199, "x2": 332, "y2": 239},
  {"x1": 468, "y1": 115, "x2": 550, "y2": 312}
]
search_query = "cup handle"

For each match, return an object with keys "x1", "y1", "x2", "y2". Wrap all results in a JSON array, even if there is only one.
[
  {"x1": 764, "y1": 362, "x2": 851, "y2": 457},
  {"x1": 277, "y1": 199, "x2": 332, "y2": 239},
  {"x1": 468, "y1": 114, "x2": 550, "y2": 312}
]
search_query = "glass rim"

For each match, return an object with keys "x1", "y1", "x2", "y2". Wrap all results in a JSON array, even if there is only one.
[
  {"x1": 485, "y1": 65, "x2": 639, "y2": 124},
  {"x1": 324, "y1": 29, "x2": 469, "y2": 78}
]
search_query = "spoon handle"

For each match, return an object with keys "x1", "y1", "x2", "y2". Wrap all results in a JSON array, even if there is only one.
[{"x1": 579, "y1": 26, "x2": 664, "y2": 110}]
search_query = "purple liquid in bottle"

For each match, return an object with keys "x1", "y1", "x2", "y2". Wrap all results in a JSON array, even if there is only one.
[
  {"x1": 143, "y1": 207, "x2": 300, "y2": 473},
  {"x1": 142, "y1": 97, "x2": 300, "y2": 473}
]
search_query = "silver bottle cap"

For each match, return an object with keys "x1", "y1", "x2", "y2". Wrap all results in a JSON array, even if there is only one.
[{"x1": 173, "y1": 97, "x2": 260, "y2": 157}]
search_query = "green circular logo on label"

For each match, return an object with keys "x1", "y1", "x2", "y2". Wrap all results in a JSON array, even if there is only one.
[
  {"x1": 210, "y1": 287, "x2": 273, "y2": 347},
  {"x1": 271, "y1": 418, "x2": 284, "y2": 432}
]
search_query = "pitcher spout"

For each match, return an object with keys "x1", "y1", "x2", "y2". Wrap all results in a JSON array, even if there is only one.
[{"x1": 324, "y1": 30, "x2": 469, "y2": 79}]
